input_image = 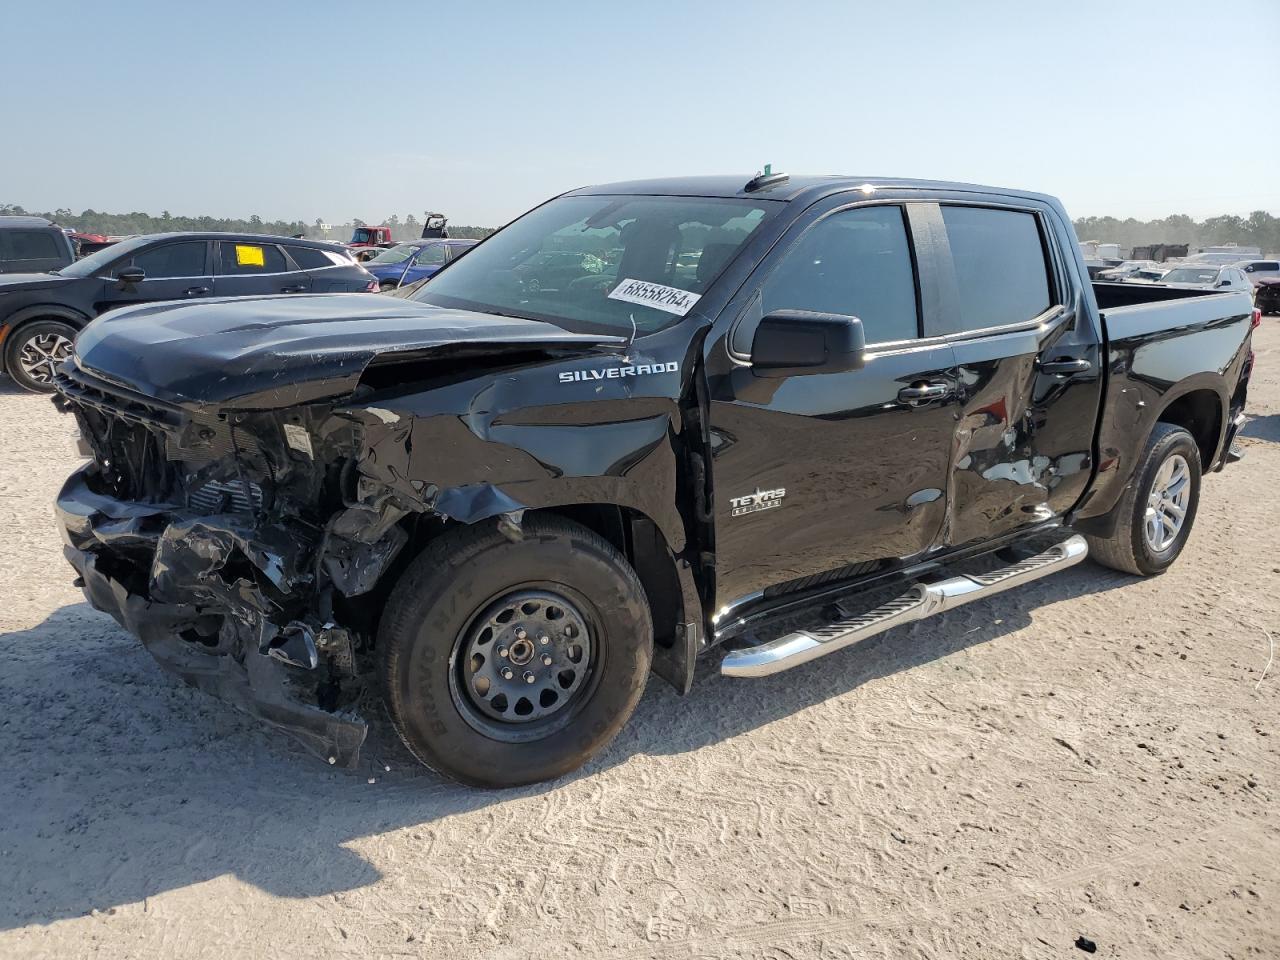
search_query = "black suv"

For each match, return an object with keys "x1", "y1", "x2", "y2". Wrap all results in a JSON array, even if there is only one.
[
  {"x1": 0, "y1": 216, "x2": 76, "y2": 275},
  {"x1": 0, "y1": 232, "x2": 376, "y2": 391}
]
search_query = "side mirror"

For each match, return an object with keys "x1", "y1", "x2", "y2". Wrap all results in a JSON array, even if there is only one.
[
  {"x1": 116, "y1": 265, "x2": 145, "y2": 286},
  {"x1": 750, "y1": 310, "x2": 866, "y2": 377}
]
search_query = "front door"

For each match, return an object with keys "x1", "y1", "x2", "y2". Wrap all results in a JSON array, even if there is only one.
[
  {"x1": 97, "y1": 239, "x2": 213, "y2": 310},
  {"x1": 705, "y1": 201, "x2": 960, "y2": 608}
]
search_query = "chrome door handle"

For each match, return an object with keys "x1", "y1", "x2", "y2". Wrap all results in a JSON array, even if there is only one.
[
  {"x1": 184, "y1": 286, "x2": 210, "y2": 296},
  {"x1": 1039, "y1": 358, "x2": 1092, "y2": 375},
  {"x1": 281, "y1": 284, "x2": 308, "y2": 293},
  {"x1": 898, "y1": 382, "x2": 949, "y2": 403}
]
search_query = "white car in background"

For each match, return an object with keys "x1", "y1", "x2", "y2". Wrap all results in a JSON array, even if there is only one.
[
  {"x1": 1159, "y1": 264, "x2": 1254, "y2": 294},
  {"x1": 1096, "y1": 259, "x2": 1160, "y2": 281},
  {"x1": 1123, "y1": 265, "x2": 1171, "y2": 283},
  {"x1": 1235, "y1": 259, "x2": 1280, "y2": 287}
]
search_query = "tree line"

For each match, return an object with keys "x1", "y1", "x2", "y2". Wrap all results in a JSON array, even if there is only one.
[
  {"x1": 0, "y1": 204, "x2": 495, "y2": 243},
  {"x1": 1072, "y1": 211, "x2": 1279, "y2": 256},
  {"x1": 3, "y1": 203, "x2": 1276, "y2": 255}
]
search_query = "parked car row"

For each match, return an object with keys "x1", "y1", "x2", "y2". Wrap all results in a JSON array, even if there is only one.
[
  {"x1": 1096, "y1": 254, "x2": 1280, "y2": 314},
  {"x1": 361, "y1": 238, "x2": 477, "y2": 289},
  {"x1": 0, "y1": 226, "x2": 377, "y2": 391}
]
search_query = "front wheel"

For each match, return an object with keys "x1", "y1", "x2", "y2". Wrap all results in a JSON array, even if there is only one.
[
  {"x1": 378, "y1": 516, "x2": 653, "y2": 787},
  {"x1": 1085, "y1": 422, "x2": 1202, "y2": 576},
  {"x1": 4, "y1": 319, "x2": 77, "y2": 392}
]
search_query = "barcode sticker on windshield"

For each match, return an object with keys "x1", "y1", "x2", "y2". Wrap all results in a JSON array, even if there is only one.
[{"x1": 608, "y1": 278, "x2": 701, "y2": 316}]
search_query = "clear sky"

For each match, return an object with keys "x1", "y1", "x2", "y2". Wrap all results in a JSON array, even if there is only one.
[{"x1": 3, "y1": 0, "x2": 1277, "y2": 227}]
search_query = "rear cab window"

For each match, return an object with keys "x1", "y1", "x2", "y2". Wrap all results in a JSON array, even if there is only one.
[
  {"x1": 3, "y1": 229, "x2": 65, "y2": 263},
  {"x1": 218, "y1": 241, "x2": 288, "y2": 274},
  {"x1": 932, "y1": 205, "x2": 1054, "y2": 336}
]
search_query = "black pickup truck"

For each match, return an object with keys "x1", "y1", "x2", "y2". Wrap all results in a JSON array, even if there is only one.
[{"x1": 53, "y1": 175, "x2": 1256, "y2": 787}]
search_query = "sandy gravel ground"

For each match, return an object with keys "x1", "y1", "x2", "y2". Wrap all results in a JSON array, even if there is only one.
[{"x1": 0, "y1": 325, "x2": 1276, "y2": 960}]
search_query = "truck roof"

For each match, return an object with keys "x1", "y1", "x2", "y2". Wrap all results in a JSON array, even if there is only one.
[
  {"x1": 0, "y1": 215, "x2": 56, "y2": 228},
  {"x1": 568, "y1": 174, "x2": 1062, "y2": 209}
]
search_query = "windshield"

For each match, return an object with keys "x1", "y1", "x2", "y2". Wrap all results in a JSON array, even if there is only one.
[
  {"x1": 366, "y1": 243, "x2": 418, "y2": 265},
  {"x1": 1162, "y1": 267, "x2": 1218, "y2": 284},
  {"x1": 352, "y1": 228, "x2": 378, "y2": 243},
  {"x1": 56, "y1": 236, "x2": 150, "y2": 277},
  {"x1": 409, "y1": 194, "x2": 775, "y2": 335}
]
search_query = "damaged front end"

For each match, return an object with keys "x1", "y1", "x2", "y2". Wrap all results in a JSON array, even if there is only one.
[{"x1": 53, "y1": 364, "x2": 419, "y2": 767}]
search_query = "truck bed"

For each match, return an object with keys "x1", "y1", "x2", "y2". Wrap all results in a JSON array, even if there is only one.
[
  {"x1": 1093, "y1": 281, "x2": 1255, "y2": 339},
  {"x1": 1093, "y1": 280, "x2": 1238, "y2": 311}
]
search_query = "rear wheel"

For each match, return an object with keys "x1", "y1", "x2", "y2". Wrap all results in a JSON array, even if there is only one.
[
  {"x1": 379, "y1": 515, "x2": 653, "y2": 787},
  {"x1": 1085, "y1": 422, "x2": 1202, "y2": 576},
  {"x1": 4, "y1": 319, "x2": 76, "y2": 393}
]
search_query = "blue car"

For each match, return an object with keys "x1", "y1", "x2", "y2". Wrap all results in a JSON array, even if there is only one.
[{"x1": 364, "y1": 239, "x2": 476, "y2": 289}]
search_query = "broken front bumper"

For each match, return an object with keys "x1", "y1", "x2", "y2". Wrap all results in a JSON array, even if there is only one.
[{"x1": 55, "y1": 467, "x2": 368, "y2": 767}]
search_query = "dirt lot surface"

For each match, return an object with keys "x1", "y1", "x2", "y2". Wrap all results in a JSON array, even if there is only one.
[{"x1": 1, "y1": 325, "x2": 1276, "y2": 960}]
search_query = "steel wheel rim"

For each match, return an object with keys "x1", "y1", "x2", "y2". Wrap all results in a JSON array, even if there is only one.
[
  {"x1": 1143, "y1": 453, "x2": 1190, "y2": 552},
  {"x1": 17, "y1": 332, "x2": 73, "y2": 384},
  {"x1": 449, "y1": 588, "x2": 597, "y2": 742}
]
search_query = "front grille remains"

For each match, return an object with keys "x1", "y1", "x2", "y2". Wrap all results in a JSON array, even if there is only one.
[{"x1": 186, "y1": 479, "x2": 264, "y2": 515}]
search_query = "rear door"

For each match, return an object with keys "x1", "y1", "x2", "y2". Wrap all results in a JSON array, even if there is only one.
[
  {"x1": 922, "y1": 201, "x2": 1103, "y2": 545},
  {"x1": 213, "y1": 240, "x2": 306, "y2": 296},
  {"x1": 705, "y1": 200, "x2": 960, "y2": 607},
  {"x1": 97, "y1": 239, "x2": 213, "y2": 310}
]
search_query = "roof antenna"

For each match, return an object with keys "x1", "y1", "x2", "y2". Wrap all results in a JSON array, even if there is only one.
[{"x1": 745, "y1": 163, "x2": 788, "y2": 193}]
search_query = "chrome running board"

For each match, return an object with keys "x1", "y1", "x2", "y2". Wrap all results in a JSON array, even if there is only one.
[{"x1": 720, "y1": 534, "x2": 1088, "y2": 678}]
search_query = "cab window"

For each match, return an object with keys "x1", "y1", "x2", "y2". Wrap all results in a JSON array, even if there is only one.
[
  {"x1": 936, "y1": 206, "x2": 1053, "y2": 334},
  {"x1": 757, "y1": 205, "x2": 919, "y2": 346}
]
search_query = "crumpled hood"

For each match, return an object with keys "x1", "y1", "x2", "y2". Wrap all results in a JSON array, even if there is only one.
[
  {"x1": 73, "y1": 293, "x2": 624, "y2": 408},
  {"x1": 0, "y1": 272, "x2": 75, "y2": 291}
]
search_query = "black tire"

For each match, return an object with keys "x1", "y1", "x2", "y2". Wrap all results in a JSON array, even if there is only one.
[
  {"x1": 4, "y1": 319, "x2": 77, "y2": 393},
  {"x1": 1085, "y1": 422, "x2": 1202, "y2": 576},
  {"x1": 378, "y1": 515, "x2": 653, "y2": 788}
]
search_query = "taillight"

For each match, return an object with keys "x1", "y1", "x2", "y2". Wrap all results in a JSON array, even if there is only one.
[
  {"x1": 1252, "y1": 308, "x2": 1261, "y2": 329},
  {"x1": 365, "y1": 279, "x2": 380, "y2": 293}
]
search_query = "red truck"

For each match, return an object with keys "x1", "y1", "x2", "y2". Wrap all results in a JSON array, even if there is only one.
[{"x1": 348, "y1": 225, "x2": 396, "y2": 262}]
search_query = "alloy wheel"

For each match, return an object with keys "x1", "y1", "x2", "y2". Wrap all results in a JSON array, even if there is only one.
[
  {"x1": 1143, "y1": 453, "x2": 1190, "y2": 552},
  {"x1": 17, "y1": 332, "x2": 73, "y2": 385}
]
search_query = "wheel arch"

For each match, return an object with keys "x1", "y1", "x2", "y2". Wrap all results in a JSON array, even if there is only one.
[
  {"x1": 1073, "y1": 377, "x2": 1226, "y2": 540},
  {"x1": 516, "y1": 503, "x2": 702, "y2": 693},
  {"x1": 373, "y1": 499, "x2": 703, "y2": 694},
  {"x1": 1154, "y1": 385, "x2": 1225, "y2": 470}
]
